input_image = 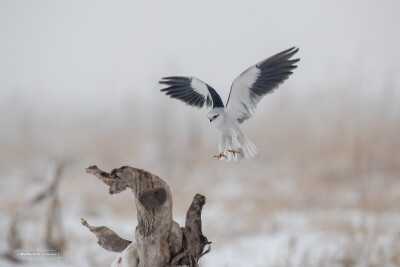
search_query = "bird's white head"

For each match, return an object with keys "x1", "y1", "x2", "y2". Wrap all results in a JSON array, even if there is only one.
[{"x1": 207, "y1": 108, "x2": 224, "y2": 125}]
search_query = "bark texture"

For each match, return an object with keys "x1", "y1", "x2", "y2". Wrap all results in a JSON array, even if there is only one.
[{"x1": 82, "y1": 165, "x2": 210, "y2": 267}]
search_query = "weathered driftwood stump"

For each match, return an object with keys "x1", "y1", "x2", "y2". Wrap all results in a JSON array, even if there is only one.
[{"x1": 81, "y1": 166, "x2": 210, "y2": 267}]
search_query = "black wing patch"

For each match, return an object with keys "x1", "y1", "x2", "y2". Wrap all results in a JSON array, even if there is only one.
[
  {"x1": 160, "y1": 76, "x2": 224, "y2": 109},
  {"x1": 206, "y1": 85, "x2": 224, "y2": 108}
]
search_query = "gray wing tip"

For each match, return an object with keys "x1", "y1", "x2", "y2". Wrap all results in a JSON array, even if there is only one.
[
  {"x1": 159, "y1": 78, "x2": 169, "y2": 85},
  {"x1": 159, "y1": 77, "x2": 171, "y2": 83},
  {"x1": 160, "y1": 76, "x2": 192, "y2": 81},
  {"x1": 159, "y1": 77, "x2": 193, "y2": 88},
  {"x1": 286, "y1": 46, "x2": 299, "y2": 53},
  {"x1": 279, "y1": 46, "x2": 300, "y2": 58},
  {"x1": 257, "y1": 46, "x2": 300, "y2": 68},
  {"x1": 276, "y1": 47, "x2": 299, "y2": 57},
  {"x1": 284, "y1": 47, "x2": 300, "y2": 62}
]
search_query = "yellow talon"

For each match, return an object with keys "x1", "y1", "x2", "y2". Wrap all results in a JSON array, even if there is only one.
[{"x1": 214, "y1": 152, "x2": 227, "y2": 159}]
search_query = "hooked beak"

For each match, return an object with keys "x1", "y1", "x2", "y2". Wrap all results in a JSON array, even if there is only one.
[{"x1": 209, "y1": 118, "x2": 212, "y2": 123}]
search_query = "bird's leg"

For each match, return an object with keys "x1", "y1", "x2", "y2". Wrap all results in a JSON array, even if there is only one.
[
  {"x1": 229, "y1": 131, "x2": 241, "y2": 156},
  {"x1": 213, "y1": 152, "x2": 227, "y2": 159},
  {"x1": 228, "y1": 149, "x2": 240, "y2": 155}
]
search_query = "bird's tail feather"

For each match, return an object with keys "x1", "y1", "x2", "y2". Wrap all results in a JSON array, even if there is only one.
[
  {"x1": 237, "y1": 130, "x2": 259, "y2": 160},
  {"x1": 221, "y1": 130, "x2": 259, "y2": 161}
]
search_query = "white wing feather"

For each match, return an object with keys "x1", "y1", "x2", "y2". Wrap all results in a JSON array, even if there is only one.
[
  {"x1": 190, "y1": 77, "x2": 210, "y2": 96},
  {"x1": 226, "y1": 66, "x2": 261, "y2": 121}
]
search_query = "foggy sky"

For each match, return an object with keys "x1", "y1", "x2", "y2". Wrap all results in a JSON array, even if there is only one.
[{"x1": 1, "y1": 0, "x2": 399, "y2": 133}]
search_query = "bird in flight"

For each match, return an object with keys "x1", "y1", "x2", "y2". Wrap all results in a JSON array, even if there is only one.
[{"x1": 160, "y1": 47, "x2": 299, "y2": 161}]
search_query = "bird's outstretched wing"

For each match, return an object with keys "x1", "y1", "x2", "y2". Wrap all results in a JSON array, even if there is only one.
[
  {"x1": 160, "y1": 76, "x2": 224, "y2": 109},
  {"x1": 226, "y1": 47, "x2": 299, "y2": 123}
]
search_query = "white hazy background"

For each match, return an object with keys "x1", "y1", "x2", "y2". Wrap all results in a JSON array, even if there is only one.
[{"x1": 1, "y1": 1, "x2": 400, "y2": 266}]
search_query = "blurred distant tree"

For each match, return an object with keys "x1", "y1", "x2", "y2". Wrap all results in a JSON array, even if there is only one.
[{"x1": 3, "y1": 161, "x2": 66, "y2": 262}]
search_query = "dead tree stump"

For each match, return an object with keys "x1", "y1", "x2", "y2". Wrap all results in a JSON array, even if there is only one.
[{"x1": 82, "y1": 165, "x2": 210, "y2": 267}]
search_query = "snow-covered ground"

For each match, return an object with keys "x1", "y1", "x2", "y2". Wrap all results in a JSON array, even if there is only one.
[{"x1": 1, "y1": 145, "x2": 400, "y2": 267}]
